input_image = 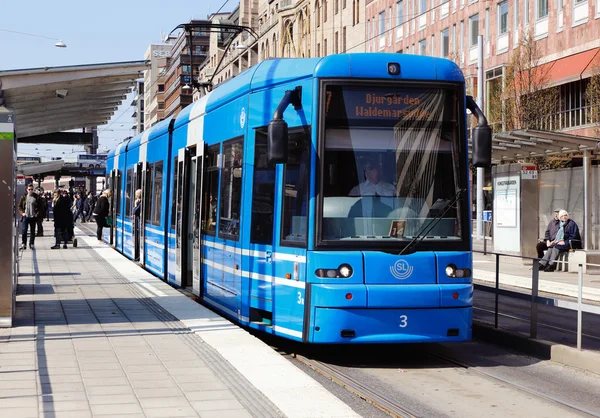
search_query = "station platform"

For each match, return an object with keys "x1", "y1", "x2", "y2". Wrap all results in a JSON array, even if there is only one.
[{"x1": 1, "y1": 221, "x2": 358, "y2": 418}]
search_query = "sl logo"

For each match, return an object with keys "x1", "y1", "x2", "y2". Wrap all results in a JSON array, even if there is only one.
[{"x1": 390, "y1": 259, "x2": 414, "y2": 280}]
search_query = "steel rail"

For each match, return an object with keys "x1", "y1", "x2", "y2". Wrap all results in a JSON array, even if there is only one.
[
  {"x1": 473, "y1": 306, "x2": 600, "y2": 342},
  {"x1": 429, "y1": 351, "x2": 599, "y2": 417},
  {"x1": 295, "y1": 354, "x2": 420, "y2": 418}
]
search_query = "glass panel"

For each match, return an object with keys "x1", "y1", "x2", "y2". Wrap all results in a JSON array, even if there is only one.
[
  {"x1": 538, "y1": 0, "x2": 548, "y2": 18},
  {"x1": 151, "y1": 161, "x2": 163, "y2": 226},
  {"x1": 499, "y1": 1, "x2": 508, "y2": 34},
  {"x1": 282, "y1": 127, "x2": 311, "y2": 246},
  {"x1": 251, "y1": 130, "x2": 276, "y2": 245},
  {"x1": 116, "y1": 170, "x2": 122, "y2": 216},
  {"x1": 219, "y1": 138, "x2": 244, "y2": 240},
  {"x1": 202, "y1": 145, "x2": 220, "y2": 235},
  {"x1": 322, "y1": 85, "x2": 463, "y2": 246},
  {"x1": 125, "y1": 169, "x2": 133, "y2": 217},
  {"x1": 469, "y1": 14, "x2": 479, "y2": 46},
  {"x1": 144, "y1": 164, "x2": 152, "y2": 223}
]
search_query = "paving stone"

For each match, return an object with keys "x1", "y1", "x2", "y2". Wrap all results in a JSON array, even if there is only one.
[
  {"x1": 191, "y1": 399, "x2": 245, "y2": 412},
  {"x1": 198, "y1": 409, "x2": 253, "y2": 418},
  {"x1": 91, "y1": 403, "x2": 144, "y2": 416},
  {"x1": 144, "y1": 406, "x2": 199, "y2": 417},
  {"x1": 0, "y1": 407, "x2": 37, "y2": 417},
  {"x1": 0, "y1": 395, "x2": 38, "y2": 408},
  {"x1": 139, "y1": 397, "x2": 193, "y2": 408},
  {"x1": 38, "y1": 400, "x2": 90, "y2": 412},
  {"x1": 88, "y1": 394, "x2": 140, "y2": 405},
  {"x1": 184, "y1": 390, "x2": 237, "y2": 402},
  {"x1": 86, "y1": 385, "x2": 135, "y2": 396}
]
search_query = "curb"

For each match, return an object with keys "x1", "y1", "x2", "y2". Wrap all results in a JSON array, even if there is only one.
[{"x1": 473, "y1": 321, "x2": 600, "y2": 376}]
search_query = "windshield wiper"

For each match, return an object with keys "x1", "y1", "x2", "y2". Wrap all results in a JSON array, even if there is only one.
[{"x1": 399, "y1": 188, "x2": 465, "y2": 256}]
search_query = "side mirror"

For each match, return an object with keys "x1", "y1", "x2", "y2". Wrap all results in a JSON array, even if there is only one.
[
  {"x1": 268, "y1": 118, "x2": 288, "y2": 164},
  {"x1": 472, "y1": 125, "x2": 492, "y2": 168}
]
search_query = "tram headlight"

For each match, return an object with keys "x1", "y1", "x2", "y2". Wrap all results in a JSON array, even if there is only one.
[
  {"x1": 445, "y1": 264, "x2": 457, "y2": 277},
  {"x1": 338, "y1": 264, "x2": 353, "y2": 278},
  {"x1": 445, "y1": 264, "x2": 471, "y2": 278}
]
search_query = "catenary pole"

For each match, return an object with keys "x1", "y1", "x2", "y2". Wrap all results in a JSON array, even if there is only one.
[{"x1": 476, "y1": 35, "x2": 484, "y2": 240}]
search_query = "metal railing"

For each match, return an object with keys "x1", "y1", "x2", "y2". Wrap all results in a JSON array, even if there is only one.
[{"x1": 473, "y1": 250, "x2": 600, "y2": 351}]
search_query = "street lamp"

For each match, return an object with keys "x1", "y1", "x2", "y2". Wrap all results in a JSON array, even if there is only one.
[{"x1": 0, "y1": 28, "x2": 67, "y2": 48}]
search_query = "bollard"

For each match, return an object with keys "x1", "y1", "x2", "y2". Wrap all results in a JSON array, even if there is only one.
[
  {"x1": 577, "y1": 264, "x2": 583, "y2": 351},
  {"x1": 495, "y1": 254, "x2": 500, "y2": 329},
  {"x1": 530, "y1": 259, "x2": 539, "y2": 339}
]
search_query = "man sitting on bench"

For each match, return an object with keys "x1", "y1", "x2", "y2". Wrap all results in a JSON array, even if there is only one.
[{"x1": 540, "y1": 210, "x2": 581, "y2": 272}]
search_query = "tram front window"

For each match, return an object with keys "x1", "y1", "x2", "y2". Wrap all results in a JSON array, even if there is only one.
[{"x1": 320, "y1": 84, "x2": 468, "y2": 248}]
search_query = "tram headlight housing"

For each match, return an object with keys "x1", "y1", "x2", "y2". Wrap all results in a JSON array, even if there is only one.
[
  {"x1": 315, "y1": 264, "x2": 354, "y2": 278},
  {"x1": 445, "y1": 264, "x2": 471, "y2": 278}
]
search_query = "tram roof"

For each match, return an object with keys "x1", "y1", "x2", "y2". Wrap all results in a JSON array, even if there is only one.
[
  {"x1": 176, "y1": 54, "x2": 464, "y2": 129},
  {"x1": 0, "y1": 60, "x2": 148, "y2": 141}
]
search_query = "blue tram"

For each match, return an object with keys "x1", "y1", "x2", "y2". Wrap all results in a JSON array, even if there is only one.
[{"x1": 105, "y1": 53, "x2": 492, "y2": 344}]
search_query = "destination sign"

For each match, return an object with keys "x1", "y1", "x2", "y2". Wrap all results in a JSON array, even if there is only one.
[{"x1": 325, "y1": 86, "x2": 443, "y2": 127}]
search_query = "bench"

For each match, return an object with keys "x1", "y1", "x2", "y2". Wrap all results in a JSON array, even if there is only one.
[{"x1": 554, "y1": 239, "x2": 582, "y2": 272}]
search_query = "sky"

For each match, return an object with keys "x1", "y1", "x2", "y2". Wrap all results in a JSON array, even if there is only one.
[{"x1": 1, "y1": 0, "x2": 233, "y2": 161}]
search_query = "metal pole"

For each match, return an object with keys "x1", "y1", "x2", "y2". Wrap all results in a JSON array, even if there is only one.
[
  {"x1": 530, "y1": 258, "x2": 539, "y2": 339},
  {"x1": 577, "y1": 263, "x2": 583, "y2": 350},
  {"x1": 476, "y1": 35, "x2": 485, "y2": 240},
  {"x1": 495, "y1": 253, "x2": 500, "y2": 328},
  {"x1": 583, "y1": 150, "x2": 591, "y2": 251}
]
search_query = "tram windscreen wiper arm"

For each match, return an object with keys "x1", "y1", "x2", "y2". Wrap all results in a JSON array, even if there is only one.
[{"x1": 399, "y1": 188, "x2": 465, "y2": 256}]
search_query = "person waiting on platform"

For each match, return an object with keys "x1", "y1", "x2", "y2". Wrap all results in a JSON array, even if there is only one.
[
  {"x1": 51, "y1": 190, "x2": 73, "y2": 249},
  {"x1": 540, "y1": 210, "x2": 581, "y2": 272},
  {"x1": 93, "y1": 189, "x2": 111, "y2": 242},
  {"x1": 348, "y1": 158, "x2": 396, "y2": 197},
  {"x1": 536, "y1": 209, "x2": 561, "y2": 259},
  {"x1": 18, "y1": 185, "x2": 42, "y2": 250},
  {"x1": 133, "y1": 189, "x2": 142, "y2": 261}
]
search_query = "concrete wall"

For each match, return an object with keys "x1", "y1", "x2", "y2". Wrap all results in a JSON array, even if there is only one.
[{"x1": 538, "y1": 167, "x2": 594, "y2": 248}]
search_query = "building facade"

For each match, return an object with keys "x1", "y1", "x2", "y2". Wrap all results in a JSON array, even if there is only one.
[
  {"x1": 143, "y1": 44, "x2": 171, "y2": 128},
  {"x1": 196, "y1": 0, "x2": 367, "y2": 97},
  {"x1": 163, "y1": 21, "x2": 210, "y2": 118},
  {"x1": 365, "y1": 0, "x2": 600, "y2": 136},
  {"x1": 131, "y1": 81, "x2": 144, "y2": 135}
]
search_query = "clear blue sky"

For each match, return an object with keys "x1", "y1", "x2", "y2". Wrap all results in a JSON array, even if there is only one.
[{"x1": 2, "y1": 0, "x2": 233, "y2": 160}]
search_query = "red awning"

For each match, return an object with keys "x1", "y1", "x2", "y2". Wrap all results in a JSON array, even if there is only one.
[{"x1": 546, "y1": 48, "x2": 600, "y2": 86}]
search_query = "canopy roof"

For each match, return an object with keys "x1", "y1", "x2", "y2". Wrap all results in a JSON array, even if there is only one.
[
  {"x1": 0, "y1": 61, "x2": 148, "y2": 139},
  {"x1": 470, "y1": 129, "x2": 600, "y2": 163}
]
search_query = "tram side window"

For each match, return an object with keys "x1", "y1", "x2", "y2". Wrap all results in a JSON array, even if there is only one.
[
  {"x1": 116, "y1": 170, "x2": 122, "y2": 217},
  {"x1": 151, "y1": 161, "x2": 163, "y2": 226},
  {"x1": 202, "y1": 145, "x2": 220, "y2": 236},
  {"x1": 144, "y1": 164, "x2": 153, "y2": 223},
  {"x1": 171, "y1": 157, "x2": 178, "y2": 229},
  {"x1": 125, "y1": 168, "x2": 133, "y2": 217},
  {"x1": 281, "y1": 127, "x2": 310, "y2": 247},
  {"x1": 219, "y1": 137, "x2": 244, "y2": 240},
  {"x1": 250, "y1": 130, "x2": 275, "y2": 245}
]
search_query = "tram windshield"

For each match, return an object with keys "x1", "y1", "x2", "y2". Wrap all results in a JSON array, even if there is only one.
[{"x1": 319, "y1": 83, "x2": 467, "y2": 247}]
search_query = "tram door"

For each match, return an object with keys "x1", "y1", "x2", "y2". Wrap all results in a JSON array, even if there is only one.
[
  {"x1": 134, "y1": 162, "x2": 146, "y2": 265},
  {"x1": 174, "y1": 147, "x2": 196, "y2": 288},
  {"x1": 109, "y1": 169, "x2": 120, "y2": 247},
  {"x1": 190, "y1": 147, "x2": 204, "y2": 296}
]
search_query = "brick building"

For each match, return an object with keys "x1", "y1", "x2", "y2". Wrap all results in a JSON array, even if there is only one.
[
  {"x1": 163, "y1": 21, "x2": 210, "y2": 117},
  {"x1": 365, "y1": 0, "x2": 600, "y2": 136}
]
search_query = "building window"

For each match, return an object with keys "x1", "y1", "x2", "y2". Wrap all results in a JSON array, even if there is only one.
[
  {"x1": 335, "y1": 0, "x2": 339, "y2": 14},
  {"x1": 324, "y1": 38, "x2": 328, "y2": 55},
  {"x1": 353, "y1": 1, "x2": 357, "y2": 25},
  {"x1": 158, "y1": 84, "x2": 164, "y2": 92},
  {"x1": 335, "y1": 31, "x2": 339, "y2": 53},
  {"x1": 324, "y1": 0, "x2": 328, "y2": 22},
  {"x1": 525, "y1": 0, "x2": 530, "y2": 23},
  {"x1": 158, "y1": 102, "x2": 164, "y2": 110},
  {"x1": 537, "y1": 0, "x2": 548, "y2": 19},
  {"x1": 356, "y1": 0, "x2": 360, "y2": 23},
  {"x1": 498, "y1": 1, "x2": 508, "y2": 35},
  {"x1": 469, "y1": 14, "x2": 479, "y2": 47},
  {"x1": 317, "y1": 43, "x2": 321, "y2": 57},
  {"x1": 441, "y1": 28, "x2": 449, "y2": 57},
  {"x1": 431, "y1": 34, "x2": 435, "y2": 56},
  {"x1": 419, "y1": 0, "x2": 427, "y2": 14},
  {"x1": 379, "y1": 11, "x2": 385, "y2": 49},
  {"x1": 182, "y1": 65, "x2": 191, "y2": 74},
  {"x1": 343, "y1": 0, "x2": 347, "y2": 9},
  {"x1": 396, "y1": 1, "x2": 404, "y2": 26},
  {"x1": 418, "y1": 39, "x2": 426, "y2": 55},
  {"x1": 452, "y1": 24, "x2": 456, "y2": 54},
  {"x1": 316, "y1": 0, "x2": 321, "y2": 27},
  {"x1": 343, "y1": 26, "x2": 347, "y2": 52}
]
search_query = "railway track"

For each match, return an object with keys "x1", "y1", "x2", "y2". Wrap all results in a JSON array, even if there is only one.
[
  {"x1": 294, "y1": 354, "x2": 420, "y2": 418},
  {"x1": 428, "y1": 350, "x2": 599, "y2": 417}
]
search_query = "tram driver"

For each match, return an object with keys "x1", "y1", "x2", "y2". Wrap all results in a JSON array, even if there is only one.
[{"x1": 348, "y1": 158, "x2": 396, "y2": 197}]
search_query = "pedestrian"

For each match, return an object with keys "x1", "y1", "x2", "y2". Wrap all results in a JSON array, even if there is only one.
[
  {"x1": 35, "y1": 190, "x2": 48, "y2": 237},
  {"x1": 540, "y1": 210, "x2": 582, "y2": 272},
  {"x1": 74, "y1": 193, "x2": 86, "y2": 223},
  {"x1": 86, "y1": 192, "x2": 97, "y2": 221},
  {"x1": 17, "y1": 185, "x2": 40, "y2": 250},
  {"x1": 536, "y1": 209, "x2": 561, "y2": 259},
  {"x1": 51, "y1": 191, "x2": 72, "y2": 249},
  {"x1": 93, "y1": 189, "x2": 111, "y2": 242}
]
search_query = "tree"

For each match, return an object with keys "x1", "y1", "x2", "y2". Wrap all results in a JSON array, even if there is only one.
[
  {"x1": 502, "y1": 29, "x2": 559, "y2": 131},
  {"x1": 585, "y1": 61, "x2": 600, "y2": 136}
]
